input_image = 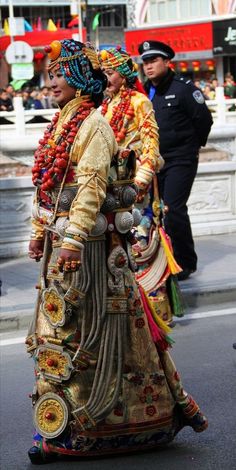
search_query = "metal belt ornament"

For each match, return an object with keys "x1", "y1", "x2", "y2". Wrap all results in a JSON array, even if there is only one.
[
  {"x1": 35, "y1": 344, "x2": 73, "y2": 382},
  {"x1": 42, "y1": 287, "x2": 67, "y2": 327}
]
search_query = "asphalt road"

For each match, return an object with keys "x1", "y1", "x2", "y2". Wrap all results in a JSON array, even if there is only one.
[{"x1": 0, "y1": 313, "x2": 236, "y2": 470}]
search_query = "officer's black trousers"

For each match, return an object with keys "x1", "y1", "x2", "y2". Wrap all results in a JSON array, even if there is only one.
[{"x1": 157, "y1": 157, "x2": 198, "y2": 271}]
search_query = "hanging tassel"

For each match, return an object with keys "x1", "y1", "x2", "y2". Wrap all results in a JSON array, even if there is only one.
[
  {"x1": 134, "y1": 78, "x2": 147, "y2": 95},
  {"x1": 150, "y1": 299, "x2": 172, "y2": 333},
  {"x1": 139, "y1": 285, "x2": 174, "y2": 351},
  {"x1": 167, "y1": 275, "x2": 185, "y2": 317},
  {"x1": 159, "y1": 227, "x2": 182, "y2": 275}
]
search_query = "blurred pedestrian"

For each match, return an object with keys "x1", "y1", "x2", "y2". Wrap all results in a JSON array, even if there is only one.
[
  {"x1": 6, "y1": 84, "x2": 15, "y2": 99},
  {"x1": 211, "y1": 78, "x2": 219, "y2": 92},
  {"x1": 138, "y1": 40, "x2": 213, "y2": 280},
  {"x1": 30, "y1": 90, "x2": 44, "y2": 109},
  {"x1": 39, "y1": 85, "x2": 57, "y2": 108},
  {"x1": 224, "y1": 73, "x2": 236, "y2": 99},
  {"x1": 224, "y1": 73, "x2": 236, "y2": 111},
  {"x1": 203, "y1": 83, "x2": 215, "y2": 100},
  {"x1": 21, "y1": 88, "x2": 35, "y2": 109},
  {"x1": 0, "y1": 88, "x2": 13, "y2": 111}
]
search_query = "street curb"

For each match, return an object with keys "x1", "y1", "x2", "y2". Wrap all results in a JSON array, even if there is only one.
[
  {"x1": 181, "y1": 282, "x2": 236, "y2": 310},
  {"x1": 1, "y1": 282, "x2": 236, "y2": 333},
  {"x1": 0, "y1": 308, "x2": 33, "y2": 332}
]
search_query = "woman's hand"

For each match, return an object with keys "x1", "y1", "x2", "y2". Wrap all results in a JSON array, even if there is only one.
[
  {"x1": 28, "y1": 240, "x2": 44, "y2": 262},
  {"x1": 57, "y1": 248, "x2": 81, "y2": 272}
]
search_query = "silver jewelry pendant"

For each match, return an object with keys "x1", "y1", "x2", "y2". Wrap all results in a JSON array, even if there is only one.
[
  {"x1": 115, "y1": 211, "x2": 134, "y2": 233},
  {"x1": 90, "y1": 213, "x2": 108, "y2": 236},
  {"x1": 57, "y1": 187, "x2": 77, "y2": 211}
]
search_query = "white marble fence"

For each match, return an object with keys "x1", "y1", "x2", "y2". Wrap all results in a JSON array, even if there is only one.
[
  {"x1": 0, "y1": 88, "x2": 236, "y2": 153},
  {"x1": 0, "y1": 160, "x2": 236, "y2": 258}
]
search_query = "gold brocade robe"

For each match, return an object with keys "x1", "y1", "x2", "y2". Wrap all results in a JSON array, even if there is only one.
[
  {"x1": 102, "y1": 89, "x2": 160, "y2": 192},
  {"x1": 27, "y1": 96, "x2": 195, "y2": 457},
  {"x1": 31, "y1": 96, "x2": 118, "y2": 240}
]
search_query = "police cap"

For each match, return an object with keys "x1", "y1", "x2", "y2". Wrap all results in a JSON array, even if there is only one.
[{"x1": 138, "y1": 40, "x2": 175, "y2": 61}]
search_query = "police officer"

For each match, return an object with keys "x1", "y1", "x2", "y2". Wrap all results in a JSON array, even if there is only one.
[{"x1": 138, "y1": 40, "x2": 213, "y2": 280}]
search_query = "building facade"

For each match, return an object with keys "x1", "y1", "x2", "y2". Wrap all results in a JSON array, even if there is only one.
[{"x1": 125, "y1": 0, "x2": 236, "y2": 83}]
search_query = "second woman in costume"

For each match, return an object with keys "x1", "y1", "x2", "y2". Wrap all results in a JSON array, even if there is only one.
[{"x1": 99, "y1": 46, "x2": 183, "y2": 324}]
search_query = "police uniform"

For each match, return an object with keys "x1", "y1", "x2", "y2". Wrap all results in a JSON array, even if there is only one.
[{"x1": 138, "y1": 40, "x2": 213, "y2": 278}]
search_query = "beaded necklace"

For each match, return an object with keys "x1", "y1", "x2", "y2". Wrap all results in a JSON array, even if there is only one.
[
  {"x1": 32, "y1": 100, "x2": 94, "y2": 192},
  {"x1": 101, "y1": 87, "x2": 135, "y2": 143}
]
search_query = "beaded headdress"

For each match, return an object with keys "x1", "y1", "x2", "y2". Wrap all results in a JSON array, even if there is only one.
[
  {"x1": 99, "y1": 46, "x2": 138, "y2": 83},
  {"x1": 45, "y1": 39, "x2": 103, "y2": 95}
]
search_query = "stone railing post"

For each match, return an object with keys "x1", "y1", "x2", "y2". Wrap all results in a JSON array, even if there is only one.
[
  {"x1": 13, "y1": 96, "x2": 25, "y2": 135},
  {"x1": 215, "y1": 86, "x2": 226, "y2": 125}
]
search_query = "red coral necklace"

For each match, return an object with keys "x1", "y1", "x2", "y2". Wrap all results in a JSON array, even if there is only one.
[
  {"x1": 101, "y1": 87, "x2": 135, "y2": 143},
  {"x1": 32, "y1": 100, "x2": 94, "y2": 192}
]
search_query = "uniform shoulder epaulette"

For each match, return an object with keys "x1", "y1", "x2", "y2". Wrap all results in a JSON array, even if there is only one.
[{"x1": 173, "y1": 75, "x2": 193, "y2": 86}]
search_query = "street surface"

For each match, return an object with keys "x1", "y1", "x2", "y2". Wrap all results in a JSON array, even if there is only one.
[{"x1": 0, "y1": 313, "x2": 236, "y2": 470}]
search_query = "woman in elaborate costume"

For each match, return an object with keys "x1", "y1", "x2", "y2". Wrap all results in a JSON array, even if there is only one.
[
  {"x1": 26, "y1": 39, "x2": 207, "y2": 465},
  {"x1": 99, "y1": 46, "x2": 183, "y2": 324}
]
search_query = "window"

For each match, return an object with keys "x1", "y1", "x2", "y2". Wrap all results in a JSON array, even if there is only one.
[
  {"x1": 1, "y1": 5, "x2": 70, "y2": 29},
  {"x1": 157, "y1": 1, "x2": 166, "y2": 20},
  {"x1": 168, "y1": 0, "x2": 177, "y2": 20},
  {"x1": 148, "y1": 0, "x2": 211, "y2": 23}
]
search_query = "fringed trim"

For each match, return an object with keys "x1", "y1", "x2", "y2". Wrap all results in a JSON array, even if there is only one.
[
  {"x1": 159, "y1": 227, "x2": 182, "y2": 275},
  {"x1": 139, "y1": 285, "x2": 174, "y2": 351}
]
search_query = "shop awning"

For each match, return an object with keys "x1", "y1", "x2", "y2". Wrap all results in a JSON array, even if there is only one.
[{"x1": 0, "y1": 29, "x2": 86, "y2": 51}]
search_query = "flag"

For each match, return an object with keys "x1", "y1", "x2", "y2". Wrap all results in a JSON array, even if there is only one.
[
  {"x1": 32, "y1": 19, "x2": 37, "y2": 30},
  {"x1": 56, "y1": 19, "x2": 61, "y2": 29},
  {"x1": 92, "y1": 13, "x2": 100, "y2": 31},
  {"x1": 67, "y1": 16, "x2": 79, "y2": 28},
  {"x1": 24, "y1": 19, "x2": 33, "y2": 32},
  {"x1": 37, "y1": 17, "x2": 42, "y2": 31},
  {"x1": 47, "y1": 19, "x2": 57, "y2": 32},
  {"x1": 3, "y1": 18, "x2": 10, "y2": 36}
]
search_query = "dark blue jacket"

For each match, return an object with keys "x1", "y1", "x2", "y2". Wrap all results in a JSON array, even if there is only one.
[{"x1": 145, "y1": 69, "x2": 213, "y2": 159}]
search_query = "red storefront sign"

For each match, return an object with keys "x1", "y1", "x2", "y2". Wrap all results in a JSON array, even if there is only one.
[{"x1": 125, "y1": 22, "x2": 213, "y2": 56}]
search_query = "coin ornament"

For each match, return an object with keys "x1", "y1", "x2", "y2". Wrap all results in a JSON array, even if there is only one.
[{"x1": 33, "y1": 392, "x2": 70, "y2": 438}]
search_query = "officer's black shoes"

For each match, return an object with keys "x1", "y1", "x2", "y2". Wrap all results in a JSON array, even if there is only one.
[
  {"x1": 28, "y1": 446, "x2": 57, "y2": 465},
  {"x1": 177, "y1": 268, "x2": 196, "y2": 281}
]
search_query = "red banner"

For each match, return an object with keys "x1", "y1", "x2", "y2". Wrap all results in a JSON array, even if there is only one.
[{"x1": 125, "y1": 22, "x2": 213, "y2": 56}]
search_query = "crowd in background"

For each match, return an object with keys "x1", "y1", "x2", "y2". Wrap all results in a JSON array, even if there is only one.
[
  {"x1": 193, "y1": 73, "x2": 236, "y2": 101},
  {"x1": 0, "y1": 84, "x2": 57, "y2": 112},
  {"x1": 0, "y1": 73, "x2": 235, "y2": 114}
]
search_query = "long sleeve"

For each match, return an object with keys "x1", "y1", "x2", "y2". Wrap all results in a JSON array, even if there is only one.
[
  {"x1": 31, "y1": 192, "x2": 45, "y2": 240},
  {"x1": 65, "y1": 113, "x2": 118, "y2": 236},
  {"x1": 132, "y1": 96, "x2": 160, "y2": 191}
]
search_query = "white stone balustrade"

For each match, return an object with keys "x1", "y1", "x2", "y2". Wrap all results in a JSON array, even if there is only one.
[
  {"x1": 0, "y1": 176, "x2": 34, "y2": 258},
  {"x1": 0, "y1": 89, "x2": 235, "y2": 153},
  {"x1": 0, "y1": 161, "x2": 236, "y2": 258},
  {"x1": 189, "y1": 161, "x2": 236, "y2": 236}
]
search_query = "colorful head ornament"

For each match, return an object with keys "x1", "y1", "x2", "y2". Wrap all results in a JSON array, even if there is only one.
[
  {"x1": 99, "y1": 46, "x2": 138, "y2": 84},
  {"x1": 45, "y1": 39, "x2": 104, "y2": 95}
]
